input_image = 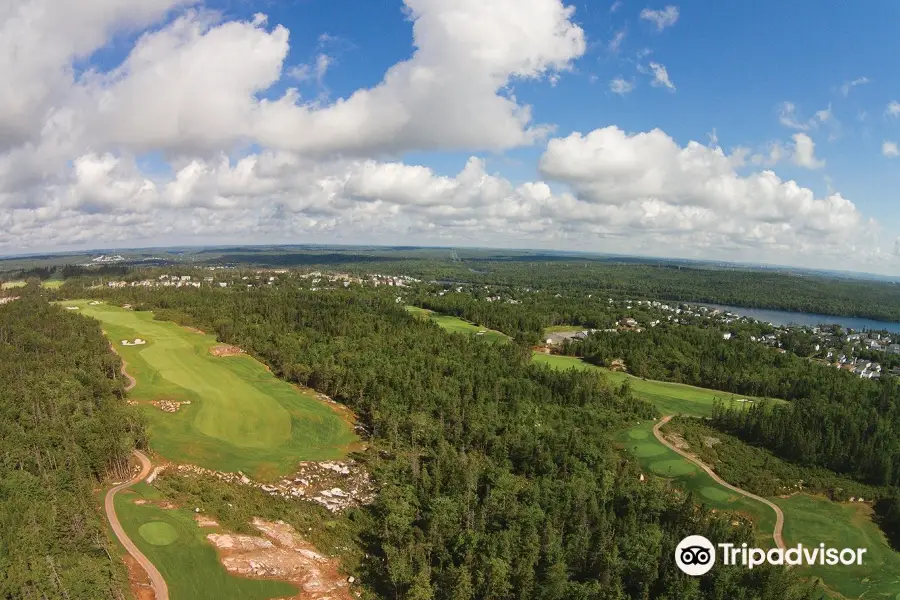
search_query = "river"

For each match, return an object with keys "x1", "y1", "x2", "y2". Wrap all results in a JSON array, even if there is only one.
[{"x1": 701, "y1": 303, "x2": 900, "y2": 333}]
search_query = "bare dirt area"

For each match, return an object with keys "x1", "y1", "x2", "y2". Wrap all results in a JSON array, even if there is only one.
[
  {"x1": 195, "y1": 514, "x2": 219, "y2": 528},
  {"x1": 123, "y1": 554, "x2": 156, "y2": 600},
  {"x1": 665, "y1": 432, "x2": 690, "y2": 451},
  {"x1": 210, "y1": 344, "x2": 244, "y2": 357},
  {"x1": 183, "y1": 326, "x2": 206, "y2": 335},
  {"x1": 208, "y1": 518, "x2": 354, "y2": 600}
]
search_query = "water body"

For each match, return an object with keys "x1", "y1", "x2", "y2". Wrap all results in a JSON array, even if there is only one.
[{"x1": 702, "y1": 303, "x2": 900, "y2": 334}]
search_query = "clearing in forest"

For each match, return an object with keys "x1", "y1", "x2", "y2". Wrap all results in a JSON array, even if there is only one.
[
  {"x1": 533, "y1": 352, "x2": 783, "y2": 417},
  {"x1": 405, "y1": 305, "x2": 509, "y2": 344},
  {"x1": 115, "y1": 483, "x2": 298, "y2": 600},
  {"x1": 73, "y1": 301, "x2": 358, "y2": 479}
]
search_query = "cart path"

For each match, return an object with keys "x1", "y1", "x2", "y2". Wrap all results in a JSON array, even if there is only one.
[
  {"x1": 653, "y1": 415, "x2": 786, "y2": 550},
  {"x1": 105, "y1": 450, "x2": 168, "y2": 600}
]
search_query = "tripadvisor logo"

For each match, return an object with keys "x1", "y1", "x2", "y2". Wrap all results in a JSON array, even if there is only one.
[{"x1": 675, "y1": 535, "x2": 867, "y2": 576}]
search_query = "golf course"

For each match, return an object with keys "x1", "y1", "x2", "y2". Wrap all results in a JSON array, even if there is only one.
[
  {"x1": 70, "y1": 300, "x2": 358, "y2": 479},
  {"x1": 412, "y1": 310, "x2": 900, "y2": 597}
]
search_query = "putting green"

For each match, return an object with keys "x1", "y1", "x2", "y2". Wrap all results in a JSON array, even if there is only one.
[
  {"x1": 699, "y1": 486, "x2": 733, "y2": 502},
  {"x1": 69, "y1": 301, "x2": 358, "y2": 479},
  {"x1": 649, "y1": 458, "x2": 698, "y2": 476},
  {"x1": 631, "y1": 442, "x2": 667, "y2": 458},
  {"x1": 139, "y1": 521, "x2": 179, "y2": 546}
]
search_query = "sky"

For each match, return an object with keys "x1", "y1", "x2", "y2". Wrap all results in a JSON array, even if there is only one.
[{"x1": 2, "y1": 0, "x2": 900, "y2": 274}]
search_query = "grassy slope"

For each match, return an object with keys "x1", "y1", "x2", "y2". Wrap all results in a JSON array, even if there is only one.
[
  {"x1": 405, "y1": 306, "x2": 509, "y2": 344},
  {"x1": 775, "y1": 495, "x2": 900, "y2": 598},
  {"x1": 532, "y1": 352, "x2": 780, "y2": 417},
  {"x1": 72, "y1": 301, "x2": 357, "y2": 479},
  {"x1": 115, "y1": 483, "x2": 297, "y2": 600}
]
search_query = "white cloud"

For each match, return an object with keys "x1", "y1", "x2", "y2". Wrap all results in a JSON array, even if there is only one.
[
  {"x1": 610, "y1": 78, "x2": 635, "y2": 95},
  {"x1": 640, "y1": 62, "x2": 675, "y2": 91},
  {"x1": 840, "y1": 76, "x2": 870, "y2": 97},
  {"x1": 791, "y1": 133, "x2": 825, "y2": 169},
  {"x1": 610, "y1": 1, "x2": 623, "y2": 13},
  {"x1": 609, "y1": 30, "x2": 627, "y2": 53},
  {"x1": 639, "y1": 6, "x2": 679, "y2": 31},
  {"x1": 887, "y1": 101, "x2": 900, "y2": 118},
  {"x1": 0, "y1": 1, "x2": 897, "y2": 273},
  {"x1": 7, "y1": 0, "x2": 587, "y2": 160},
  {"x1": 0, "y1": 0, "x2": 193, "y2": 150},
  {"x1": 777, "y1": 102, "x2": 809, "y2": 130},
  {"x1": 883, "y1": 141, "x2": 900, "y2": 158}
]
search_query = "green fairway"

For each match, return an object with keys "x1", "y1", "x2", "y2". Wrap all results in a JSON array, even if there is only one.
[
  {"x1": 71, "y1": 300, "x2": 357, "y2": 479},
  {"x1": 406, "y1": 306, "x2": 509, "y2": 343},
  {"x1": 533, "y1": 352, "x2": 781, "y2": 417},
  {"x1": 774, "y1": 495, "x2": 900, "y2": 598},
  {"x1": 116, "y1": 483, "x2": 297, "y2": 600},
  {"x1": 616, "y1": 421, "x2": 778, "y2": 549},
  {"x1": 41, "y1": 279, "x2": 65, "y2": 289}
]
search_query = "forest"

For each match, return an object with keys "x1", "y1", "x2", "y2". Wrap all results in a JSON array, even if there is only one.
[
  {"x1": 79, "y1": 283, "x2": 821, "y2": 600},
  {"x1": 0, "y1": 289, "x2": 142, "y2": 599}
]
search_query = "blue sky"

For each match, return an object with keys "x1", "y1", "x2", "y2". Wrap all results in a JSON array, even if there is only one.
[
  {"x1": 206, "y1": 0, "x2": 900, "y2": 231},
  {"x1": 2, "y1": 0, "x2": 899, "y2": 273}
]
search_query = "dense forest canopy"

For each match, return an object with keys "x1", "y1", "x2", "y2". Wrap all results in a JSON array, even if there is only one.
[
  {"x1": 0, "y1": 289, "x2": 141, "y2": 599},
  {"x1": 79, "y1": 284, "x2": 819, "y2": 599}
]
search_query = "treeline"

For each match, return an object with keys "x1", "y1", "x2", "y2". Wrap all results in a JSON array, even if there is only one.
[
  {"x1": 397, "y1": 260, "x2": 900, "y2": 323},
  {"x1": 86, "y1": 285, "x2": 820, "y2": 599},
  {"x1": 0, "y1": 291, "x2": 142, "y2": 599}
]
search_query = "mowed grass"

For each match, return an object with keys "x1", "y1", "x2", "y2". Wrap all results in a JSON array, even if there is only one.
[
  {"x1": 41, "y1": 279, "x2": 65, "y2": 289},
  {"x1": 405, "y1": 306, "x2": 509, "y2": 344},
  {"x1": 533, "y1": 352, "x2": 781, "y2": 417},
  {"x1": 0, "y1": 280, "x2": 25, "y2": 289},
  {"x1": 71, "y1": 300, "x2": 357, "y2": 479},
  {"x1": 774, "y1": 495, "x2": 900, "y2": 599},
  {"x1": 116, "y1": 483, "x2": 297, "y2": 600},
  {"x1": 615, "y1": 421, "x2": 778, "y2": 549}
]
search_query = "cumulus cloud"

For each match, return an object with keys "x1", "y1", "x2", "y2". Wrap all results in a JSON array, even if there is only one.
[
  {"x1": 0, "y1": 0, "x2": 897, "y2": 273},
  {"x1": 6, "y1": 0, "x2": 587, "y2": 160},
  {"x1": 887, "y1": 101, "x2": 900, "y2": 118},
  {"x1": 884, "y1": 142, "x2": 900, "y2": 158},
  {"x1": 640, "y1": 6, "x2": 679, "y2": 31},
  {"x1": 791, "y1": 133, "x2": 825, "y2": 169},
  {"x1": 610, "y1": 78, "x2": 635, "y2": 95}
]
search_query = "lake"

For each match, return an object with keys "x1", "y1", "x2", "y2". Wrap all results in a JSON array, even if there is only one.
[{"x1": 702, "y1": 303, "x2": 900, "y2": 334}]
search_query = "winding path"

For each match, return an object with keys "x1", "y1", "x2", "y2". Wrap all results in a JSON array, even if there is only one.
[
  {"x1": 105, "y1": 450, "x2": 169, "y2": 600},
  {"x1": 653, "y1": 415, "x2": 786, "y2": 550},
  {"x1": 105, "y1": 353, "x2": 167, "y2": 600}
]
